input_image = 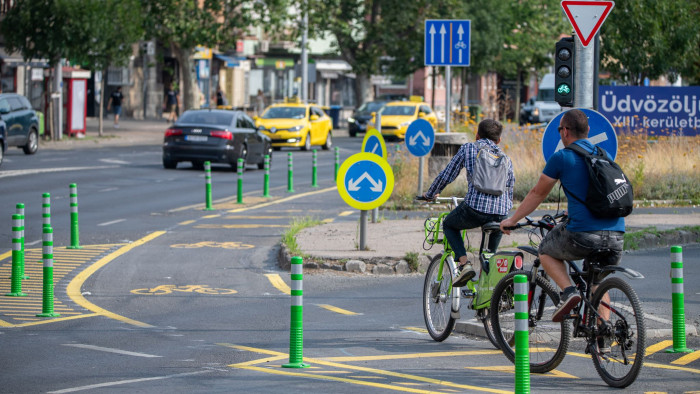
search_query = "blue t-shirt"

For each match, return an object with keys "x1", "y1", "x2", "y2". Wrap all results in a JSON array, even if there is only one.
[{"x1": 542, "y1": 139, "x2": 625, "y2": 232}]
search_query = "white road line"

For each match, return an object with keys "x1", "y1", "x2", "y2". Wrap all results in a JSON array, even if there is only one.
[
  {"x1": 98, "y1": 219, "x2": 126, "y2": 226},
  {"x1": 0, "y1": 165, "x2": 117, "y2": 179},
  {"x1": 48, "y1": 370, "x2": 209, "y2": 393},
  {"x1": 99, "y1": 158, "x2": 131, "y2": 165},
  {"x1": 99, "y1": 187, "x2": 119, "y2": 192},
  {"x1": 62, "y1": 344, "x2": 162, "y2": 358}
]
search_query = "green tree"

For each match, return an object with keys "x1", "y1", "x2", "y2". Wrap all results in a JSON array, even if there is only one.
[
  {"x1": 601, "y1": 0, "x2": 700, "y2": 85},
  {"x1": 141, "y1": 0, "x2": 289, "y2": 111}
]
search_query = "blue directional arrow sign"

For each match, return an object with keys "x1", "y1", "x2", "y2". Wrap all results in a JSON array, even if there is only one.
[
  {"x1": 337, "y1": 153, "x2": 394, "y2": 210},
  {"x1": 361, "y1": 128, "x2": 387, "y2": 160},
  {"x1": 542, "y1": 108, "x2": 619, "y2": 162},
  {"x1": 405, "y1": 119, "x2": 435, "y2": 157},
  {"x1": 425, "y1": 20, "x2": 471, "y2": 66}
]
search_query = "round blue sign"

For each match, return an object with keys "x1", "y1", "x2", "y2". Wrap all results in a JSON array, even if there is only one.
[
  {"x1": 345, "y1": 160, "x2": 388, "y2": 203},
  {"x1": 542, "y1": 108, "x2": 618, "y2": 162},
  {"x1": 405, "y1": 119, "x2": 435, "y2": 157}
]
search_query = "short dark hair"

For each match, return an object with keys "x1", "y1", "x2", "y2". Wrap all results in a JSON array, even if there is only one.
[
  {"x1": 561, "y1": 109, "x2": 588, "y2": 138},
  {"x1": 477, "y1": 118, "x2": 503, "y2": 142}
]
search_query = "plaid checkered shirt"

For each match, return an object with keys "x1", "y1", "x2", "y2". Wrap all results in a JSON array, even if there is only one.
[{"x1": 425, "y1": 139, "x2": 514, "y2": 215}]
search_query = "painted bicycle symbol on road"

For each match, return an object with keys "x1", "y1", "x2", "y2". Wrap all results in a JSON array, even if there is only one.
[
  {"x1": 170, "y1": 241, "x2": 254, "y2": 249},
  {"x1": 130, "y1": 285, "x2": 238, "y2": 295}
]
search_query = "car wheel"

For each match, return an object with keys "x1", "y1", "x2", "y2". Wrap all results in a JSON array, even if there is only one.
[
  {"x1": 233, "y1": 146, "x2": 247, "y2": 171},
  {"x1": 163, "y1": 157, "x2": 177, "y2": 169},
  {"x1": 258, "y1": 146, "x2": 272, "y2": 170},
  {"x1": 302, "y1": 132, "x2": 312, "y2": 151},
  {"x1": 23, "y1": 129, "x2": 38, "y2": 155},
  {"x1": 322, "y1": 131, "x2": 332, "y2": 150},
  {"x1": 273, "y1": 146, "x2": 281, "y2": 151},
  {"x1": 349, "y1": 129, "x2": 357, "y2": 137}
]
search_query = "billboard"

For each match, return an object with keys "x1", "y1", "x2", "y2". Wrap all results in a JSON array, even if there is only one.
[{"x1": 598, "y1": 86, "x2": 700, "y2": 136}]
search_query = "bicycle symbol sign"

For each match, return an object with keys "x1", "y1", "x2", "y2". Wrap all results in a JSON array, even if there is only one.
[
  {"x1": 131, "y1": 285, "x2": 238, "y2": 295},
  {"x1": 170, "y1": 241, "x2": 254, "y2": 249}
]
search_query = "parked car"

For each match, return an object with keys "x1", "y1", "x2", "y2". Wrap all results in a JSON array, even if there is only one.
[
  {"x1": 372, "y1": 100, "x2": 439, "y2": 140},
  {"x1": 347, "y1": 100, "x2": 389, "y2": 137},
  {"x1": 255, "y1": 102, "x2": 332, "y2": 151},
  {"x1": 0, "y1": 93, "x2": 40, "y2": 164},
  {"x1": 162, "y1": 109, "x2": 272, "y2": 170}
]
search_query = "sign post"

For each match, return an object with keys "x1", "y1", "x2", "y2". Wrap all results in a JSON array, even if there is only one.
[
  {"x1": 405, "y1": 119, "x2": 435, "y2": 196},
  {"x1": 560, "y1": 0, "x2": 614, "y2": 109}
]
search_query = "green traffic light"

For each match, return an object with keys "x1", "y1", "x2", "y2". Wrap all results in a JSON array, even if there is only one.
[{"x1": 557, "y1": 83, "x2": 571, "y2": 95}]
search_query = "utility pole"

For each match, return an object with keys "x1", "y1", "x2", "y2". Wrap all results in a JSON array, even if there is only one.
[{"x1": 301, "y1": 5, "x2": 308, "y2": 103}]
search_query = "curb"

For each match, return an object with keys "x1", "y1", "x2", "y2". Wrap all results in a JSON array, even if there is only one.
[{"x1": 455, "y1": 319, "x2": 697, "y2": 340}]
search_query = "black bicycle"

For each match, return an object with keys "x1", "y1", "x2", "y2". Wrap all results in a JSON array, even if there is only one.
[{"x1": 490, "y1": 215, "x2": 646, "y2": 388}]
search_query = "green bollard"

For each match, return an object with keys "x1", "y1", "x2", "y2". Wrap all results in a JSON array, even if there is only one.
[
  {"x1": 237, "y1": 158, "x2": 244, "y2": 204},
  {"x1": 42, "y1": 192, "x2": 51, "y2": 228},
  {"x1": 282, "y1": 256, "x2": 309, "y2": 368},
  {"x1": 665, "y1": 246, "x2": 693, "y2": 353},
  {"x1": 334, "y1": 147, "x2": 339, "y2": 181},
  {"x1": 6, "y1": 214, "x2": 26, "y2": 297},
  {"x1": 287, "y1": 152, "x2": 295, "y2": 193},
  {"x1": 263, "y1": 155, "x2": 271, "y2": 198},
  {"x1": 37, "y1": 226, "x2": 60, "y2": 317},
  {"x1": 204, "y1": 161, "x2": 214, "y2": 211},
  {"x1": 16, "y1": 203, "x2": 28, "y2": 279},
  {"x1": 311, "y1": 149, "x2": 318, "y2": 187},
  {"x1": 67, "y1": 183, "x2": 82, "y2": 249},
  {"x1": 514, "y1": 274, "x2": 530, "y2": 393}
]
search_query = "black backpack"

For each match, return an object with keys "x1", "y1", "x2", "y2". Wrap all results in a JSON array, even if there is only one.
[{"x1": 563, "y1": 143, "x2": 634, "y2": 218}]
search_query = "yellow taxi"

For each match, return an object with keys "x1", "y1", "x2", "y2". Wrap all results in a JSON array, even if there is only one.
[
  {"x1": 255, "y1": 100, "x2": 333, "y2": 151},
  {"x1": 371, "y1": 98, "x2": 438, "y2": 140}
]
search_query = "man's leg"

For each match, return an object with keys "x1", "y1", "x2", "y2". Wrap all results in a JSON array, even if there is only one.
[{"x1": 540, "y1": 254, "x2": 572, "y2": 290}]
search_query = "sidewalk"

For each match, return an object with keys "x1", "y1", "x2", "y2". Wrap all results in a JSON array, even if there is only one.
[{"x1": 39, "y1": 117, "x2": 170, "y2": 150}]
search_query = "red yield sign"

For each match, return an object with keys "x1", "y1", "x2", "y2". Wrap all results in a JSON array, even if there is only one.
[{"x1": 561, "y1": 0, "x2": 615, "y2": 47}]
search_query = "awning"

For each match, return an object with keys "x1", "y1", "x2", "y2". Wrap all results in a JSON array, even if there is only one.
[
  {"x1": 0, "y1": 49, "x2": 49, "y2": 68},
  {"x1": 214, "y1": 54, "x2": 240, "y2": 68},
  {"x1": 315, "y1": 60, "x2": 352, "y2": 72}
]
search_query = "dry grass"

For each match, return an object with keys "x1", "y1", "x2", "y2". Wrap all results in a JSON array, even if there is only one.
[{"x1": 388, "y1": 116, "x2": 700, "y2": 205}]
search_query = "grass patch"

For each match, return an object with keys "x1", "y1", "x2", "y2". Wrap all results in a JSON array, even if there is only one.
[
  {"x1": 281, "y1": 216, "x2": 322, "y2": 256},
  {"x1": 623, "y1": 225, "x2": 700, "y2": 250},
  {"x1": 403, "y1": 252, "x2": 420, "y2": 272}
]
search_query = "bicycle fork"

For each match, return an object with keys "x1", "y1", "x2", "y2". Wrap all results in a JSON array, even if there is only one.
[{"x1": 444, "y1": 254, "x2": 461, "y2": 319}]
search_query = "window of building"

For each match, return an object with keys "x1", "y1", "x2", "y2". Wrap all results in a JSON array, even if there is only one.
[{"x1": 107, "y1": 66, "x2": 131, "y2": 86}]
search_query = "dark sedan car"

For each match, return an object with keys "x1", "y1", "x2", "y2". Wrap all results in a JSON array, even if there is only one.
[
  {"x1": 162, "y1": 109, "x2": 272, "y2": 170},
  {"x1": 0, "y1": 93, "x2": 40, "y2": 166},
  {"x1": 347, "y1": 100, "x2": 388, "y2": 137}
]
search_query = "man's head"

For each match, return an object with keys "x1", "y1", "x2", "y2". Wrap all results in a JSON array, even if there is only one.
[
  {"x1": 476, "y1": 118, "x2": 503, "y2": 143},
  {"x1": 559, "y1": 109, "x2": 589, "y2": 140}
]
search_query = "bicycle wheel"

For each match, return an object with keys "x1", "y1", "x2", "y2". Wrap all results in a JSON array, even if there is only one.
[
  {"x1": 490, "y1": 271, "x2": 571, "y2": 373},
  {"x1": 590, "y1": 277, "x2": 646, "y2": 388},
  {"x1": 477, "y1": 307, "x2": 500, "y2": 350},
  {"x1": 423, "y1": 254, "x2": 456, "y2": 341}
]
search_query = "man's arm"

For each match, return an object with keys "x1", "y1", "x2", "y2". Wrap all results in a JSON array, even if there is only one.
[{"x1": 500, "y1": 173, "x2": 557, "y2": 233}]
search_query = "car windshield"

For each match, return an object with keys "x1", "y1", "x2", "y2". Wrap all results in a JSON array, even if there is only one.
[
  {"x1": 262, "y1": 107, "x2": 306, "y2": 119},
  {"x1": 179, "y1": 111, "x2": 234, "y2": 126},
  {"x1": 357, "y1": 101, "x2": 386, "y2": 113},
  {"x1": 381, "y1": 105, "x2": 416, "y2": 116},
  {"x1": 537, "y1": 89, "x2": 555, "y2": 101}
]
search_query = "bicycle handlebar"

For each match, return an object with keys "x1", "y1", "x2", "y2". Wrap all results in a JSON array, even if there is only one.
[{"x1": 504, "y1": 211, "x2": 567, "y2": 231}]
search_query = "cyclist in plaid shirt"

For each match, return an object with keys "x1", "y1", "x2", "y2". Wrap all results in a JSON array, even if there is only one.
[{"x1": 423, "y1": 119, "x2": 515, "y2": 287}]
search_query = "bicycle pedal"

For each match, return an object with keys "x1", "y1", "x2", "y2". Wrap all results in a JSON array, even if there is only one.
[{"x1": 461, "y1": 290, "x2": 476, "y2": 298}]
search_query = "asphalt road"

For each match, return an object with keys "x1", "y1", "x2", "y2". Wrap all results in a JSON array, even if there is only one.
[{"x1": 0, "y1": 138, "x2": 699, "y2": 393}]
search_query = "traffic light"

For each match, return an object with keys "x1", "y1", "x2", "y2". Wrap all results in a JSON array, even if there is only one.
[{"x1": 555, "y1": 37, "x2": 575, "y2": 107}]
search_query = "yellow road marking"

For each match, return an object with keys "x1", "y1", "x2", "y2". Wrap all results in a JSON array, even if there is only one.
[
  {"x1": 672, "y1": 349, "x2": 700, "y2": 366},
  {"x1": 0, "y1": 318, "x2": 12, "y2": 327},
  {"x1": 202, "y1": 214, "x2": 220, "y2": 219},
  {"x1": 567, "y1": 350, "x2": 700, "y2": 374},
  {"x1": 646, "y1": 340, "x2": 674, "y2": 356},
  {"x1": 465, "y1": 366, "x2": 578, "y2": 379},
  {"x1": 339, "y1": 211, "x2": 355, "y2": 216},
  {"x1": 318, "y1": 304, "x2": 359, "y2": 315},
  {"x1": 223, "y1": 216, "x2": 286, "y2": 219},
  {"x1": 265, "y1": 274, "x2": 290, "y2": 295},
  {"x1": 178, "y1": 220, "x2": 196, "y2": 225},
  {"x1": 227, "y1": 186, "x2": 337, "y2": 213},
  {"x1": 194, "y1": 224, "x2": 288, "y2": 229},
  {"x1": 402, "y1": 326, "x2": 428, "y2": 334},
  {"x1": 323, "y1": 350, "x2": 502, "y2": 362},
  {"x1": 66, "y1": 231, "x2": 165, "y2": 328},
  {"x1": 0, "y1": 250, "x2": 11, "y2": 262},
  {"x1": 12, "y1": 313, "x2": 99, "y2": 327},
  {"x1": 322, "y1": 218, "x2": 334, "y2": 223}
]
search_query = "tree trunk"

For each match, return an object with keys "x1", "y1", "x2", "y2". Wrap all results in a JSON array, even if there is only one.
[
  {"x1": 174, "y1": 45, "x2": 198, "y2": 111},
  {"x1": 98, "y1": 71, "x2": 104, "y2": 137},
  {"x1": 354, "y1": 73, "x2": 372, "y2": 106}
]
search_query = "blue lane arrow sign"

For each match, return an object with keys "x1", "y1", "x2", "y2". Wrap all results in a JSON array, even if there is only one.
[
  {"x1": 337, "y1": 153, "x2": 395, "y2": 210},
  {"x1": 405, "y1": 119, "x2": 435, "y2": 157},
  {"x1": 425, "y1": 20, "x2": 471, "y2": 66},
  {"x1": 361, "y1": 128, "x2": 387, "y2": 160},
  {"x1": 542, "y1": 108, "x2": 619, "y2": 162}
]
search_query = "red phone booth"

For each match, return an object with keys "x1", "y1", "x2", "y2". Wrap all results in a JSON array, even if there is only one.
[{"x1": 62, "y1": 67, "x2": 91, "y2": 136}]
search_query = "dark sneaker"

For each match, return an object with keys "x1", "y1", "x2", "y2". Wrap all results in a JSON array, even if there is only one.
[
  {"x1": 597, "y1": 336, "x2": 612, "y2": 354},
  {"x1": 452, "y1": 265, "x2": 476, "y2": 288},
  {"x1": 552, "y1": 286, "x2": 581, "y2": 322}
]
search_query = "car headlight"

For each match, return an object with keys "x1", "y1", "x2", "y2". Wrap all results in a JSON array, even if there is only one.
[
  {"x1": 400, "y1": 121, "x2": 412, "y2": 127},
  {"x1": 288, "y1": 125, "x2": 303, "y2": 132},
  {"x1": 347, "y1": 117, "x2": 355, "y2": 123}
]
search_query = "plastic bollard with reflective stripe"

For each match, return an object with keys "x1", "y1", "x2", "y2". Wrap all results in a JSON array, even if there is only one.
[
  {"x1": 334, "y1": 147, "x2": 340, "y2": 181},
  {"x1": 282, "y1": 256, "x2": 309, "y2": 368},
  {"x1": 237, "y1": 158, "x2": 244, "y2": 204},
  {"x1": 37, "y1": 226, "x2": 60, "y2": 317},
  {"x1": 6, "y1": 214, "x2": 26, "y2": 297},
  {"x1": 311, "y1": 149, "x2": 318, "y2": 187},
  {"x1": 16, "y1": 203, "x2": 28, "y2": 279},
  {"x1": 67, "y1": 183, "x2": 82, "y2": 249},
  {"x1": 204, "y1": 161, "x2": 214, "y2": 210},
  {"x1": 263, "y1": 155, "x2": 271, "y2": 198},
  {"x1": 514, "y1": 274, "x2": 530, "y2": 394},
  {"x1": 287, "y1": 153, "x2": 295, "y2": 193},
  {"x1": 665, "y1": 246, "x2": 693, "y2": 353}
]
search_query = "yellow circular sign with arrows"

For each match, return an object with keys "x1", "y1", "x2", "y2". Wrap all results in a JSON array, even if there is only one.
[{"x1": 336, "y1": 152, "x2": 394, "y2": 210}]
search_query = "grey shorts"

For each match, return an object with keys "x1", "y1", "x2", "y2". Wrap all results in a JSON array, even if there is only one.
[{"x1": 538, "y1": 220, "x2": 624, "y2": 266}]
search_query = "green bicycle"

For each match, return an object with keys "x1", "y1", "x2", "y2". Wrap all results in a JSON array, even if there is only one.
[{"x1": 418, "y1": 196, "x2": 524, "y2": 347}]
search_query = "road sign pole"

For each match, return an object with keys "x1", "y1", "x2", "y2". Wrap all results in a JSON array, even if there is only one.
[
  {"x1": 445, "y1": 66, "x2": 451, "y2": 133},
  {"x1": 359, "y1": 210, "x2": 367, "y2": 250},
  {"x1": 574, "y1": 35, "x2": 594, "y2": 109},
  {"x1": 417, "y1": 156, "x2": 425, "y2": 196}
]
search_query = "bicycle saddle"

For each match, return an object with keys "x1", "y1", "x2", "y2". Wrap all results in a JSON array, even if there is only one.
[{"x1": 481, "y1": 221, "x2": 501, "y2": 233}]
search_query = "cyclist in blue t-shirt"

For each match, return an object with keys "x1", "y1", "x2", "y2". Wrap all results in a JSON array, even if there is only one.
[{"x1": 500, "y1": 109, "x2": 624, "y2": 323}]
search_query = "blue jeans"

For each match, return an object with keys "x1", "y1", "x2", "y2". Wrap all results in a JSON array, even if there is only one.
[{"x1": 443, "y1": 202, "x2": 506, "y2": 262}]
